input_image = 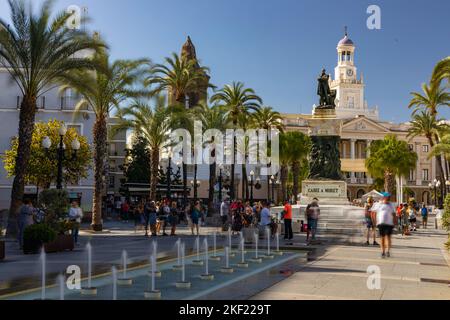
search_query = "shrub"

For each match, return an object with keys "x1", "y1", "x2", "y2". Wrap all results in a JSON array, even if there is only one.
[
  {"x1": 23, "y1": 224, "x2": 56, "y2": 245},
  {"x1": 443, "y1": 195, "x2": 450, "y2": 249},
  {"x1": 38, "y1": 189, "x2": 70, "y2": 234}
]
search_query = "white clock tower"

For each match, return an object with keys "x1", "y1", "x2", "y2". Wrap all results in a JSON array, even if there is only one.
[{"x1": 330, "y1": 28, "x2": 379, "y2": 120}]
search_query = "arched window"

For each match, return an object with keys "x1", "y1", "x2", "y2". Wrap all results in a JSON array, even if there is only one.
[{"x1": 357, "y1": 189, "x2": 365, "y2": 199}]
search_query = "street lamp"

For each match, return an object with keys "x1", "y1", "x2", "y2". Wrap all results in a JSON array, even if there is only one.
[
  {"x1": 165, "y1": 150, "x2": 174, "y2": 200},
  {"x1": 249, "y1": 170, "x2": 255, "y2": 204},
  {"x1": 42, "y1": 124, "x2": 80, "y2": 190},
  {"x1": 218, "y1": 165, "x2": 223, "y2": 204},
  {"x1": 191, "y1": 180, "x2": 201, "y2": 200},
  {"x1": 429, "y1": 179, "x2": 441, "y2": 207}
]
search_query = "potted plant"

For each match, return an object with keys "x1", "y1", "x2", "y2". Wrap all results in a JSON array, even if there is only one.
[
  {"x1": 38, "y1": 189, "x2": 74, "y2": 252},
  {"x1": 23, "y1": 224, "x2": 56, "y2": 254}
]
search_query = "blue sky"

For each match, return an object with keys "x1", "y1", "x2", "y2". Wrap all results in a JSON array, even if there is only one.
[{"x1": 1, "y1": 0, "x2": 449, "y2": 122}]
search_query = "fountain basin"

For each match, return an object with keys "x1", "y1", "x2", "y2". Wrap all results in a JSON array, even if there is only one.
[
  {"x1": 144, "y1": 290, "x2": 161, "y2": 300},
  {"x1": 200, "y1": 274, "x2": 214, "y2": 281},
  {"x1": 220, "y1": 267, "x2": 234, "y2": 274},
  {"x1": 210, "y1": 256, "x2": 221, "y2": 261},
  {"x1": 175, "y1": 281, "x2": 191, "y2": 289},
  {"x1": 192, "y1": 260, "x2": 204, "y2": 266},
  {"x1": 262, "y1": 255, "x2": 275, "y2": 260},
  {"x1": 249, "y1": 258, "x2": 263, "y2": 263},
  {"x1": 172, "y1": 265, "x2": 183, "y2": 271},
  {"x1": 228, "y1": 252, "x2": 236, "y2": 258},
  {"x1": 80, "y1": 287, "x2": 98, "y2": 296},
  {"x1": 147, "y1": 271, "x2": 162, "y2": 278},
  {"x1": 273, "y1": 251, "x2": 283, "y2": 256},
  {"x1": 237, "y1": 262, "x2": 249, "y2": 268},
  {"x1": 117, "y1": 278, "x2": 133, "y2": 286}
]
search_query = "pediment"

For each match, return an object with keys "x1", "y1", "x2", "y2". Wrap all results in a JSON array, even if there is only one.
[{"x1": 342, "y1": 116, "x2": 390, "y2": 133}]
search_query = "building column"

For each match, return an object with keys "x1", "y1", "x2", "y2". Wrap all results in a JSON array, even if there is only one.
[
  {"x1": 366, "y1": 140, "x2": 373, "y2": 185},
  {"x1": 350, "y1": 139, "x2": 356, "y2": 183}
]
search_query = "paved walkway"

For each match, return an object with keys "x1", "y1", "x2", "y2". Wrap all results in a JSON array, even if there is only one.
[{"x1": 252, "y1": 226, "x2": 450, "y2": 300}]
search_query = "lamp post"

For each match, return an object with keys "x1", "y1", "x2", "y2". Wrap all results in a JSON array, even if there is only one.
[
  {"x1": 218, "y1": 165, "x2": 223, "y2": 204},
  {"x1": 269, "y1": 175, "x2": 275, "y2": 204},
  {"x1": 42, "y1": 124, "x2": 80, "y2": 190},
  {"x1": 166, "y1": 150, "x2": 173, "y2": 200},
  {"x1": 249, "y1": 170, "x2": 255, "y2": 204},
  {"x1": 191, "y1": 180, "x2": 200, "y2": 200},
  {"x1": 446, "y1": 180, "x2": 450, "y2": 194},
  {"x1": 429, "y1": 179, "x2": 441, "y2": 207}
]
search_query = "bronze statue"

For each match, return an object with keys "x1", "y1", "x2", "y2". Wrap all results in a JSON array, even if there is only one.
[
  {"x1": 316, "y1": 69, "x2": 336, "y2": 109},
  {"x1": 308, "y1": 136, "x2": 344, "y2": 181}
]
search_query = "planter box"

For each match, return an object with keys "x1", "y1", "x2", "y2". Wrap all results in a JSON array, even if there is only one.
[
  {"x1": 45, "y1": 235, "x2": 74, "y2": 253},
  {"x1": 0, "y1": 241, "x2": 4, "y2": 260},
  {"x1": 24, "y1": 235, "x2": 74, "y2": 254}
]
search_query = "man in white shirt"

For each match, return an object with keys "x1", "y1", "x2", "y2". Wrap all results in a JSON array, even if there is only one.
[
  {"x1": 69, "y1": 201, "x2": 83, "y2": 245},
  {"x1": 220, "y1": 199, "x2": 230, "y2": 228},
  {"x1": 370, "y1": 192, "x2": 396, "y2": 259}
]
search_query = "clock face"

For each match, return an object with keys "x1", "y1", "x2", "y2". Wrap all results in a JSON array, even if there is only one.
[{"x1": 347, "y1": 69, "x2": 354, "y2": 77}]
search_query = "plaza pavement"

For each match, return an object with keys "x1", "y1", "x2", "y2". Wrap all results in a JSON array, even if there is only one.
[
  {"x1": 1, "y1": 217, "x2": 449, "y2": 300},
  {"x1": 252, "y1": 219, "x2": 450, "y2": 300}
]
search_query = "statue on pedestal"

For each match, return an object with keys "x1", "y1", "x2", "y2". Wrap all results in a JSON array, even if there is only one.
[{"x1": 316, "y1": 69, "x2": 337, "y2": 110}]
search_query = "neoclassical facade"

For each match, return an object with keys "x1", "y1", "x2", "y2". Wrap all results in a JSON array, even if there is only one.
[{"x1": 282, "y1": 32, "x2": 435, "y2": 204}]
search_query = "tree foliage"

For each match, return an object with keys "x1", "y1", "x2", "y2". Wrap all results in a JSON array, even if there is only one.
[
  {"x1": 2, "y1": 119, "x2": 91, "y2": 189},
  {"x1": 122, "y1": 135, "x2": 151, "y2": 184},
  {"x1": 366, "y1": 135, "x2": 417, "y2": 195}
]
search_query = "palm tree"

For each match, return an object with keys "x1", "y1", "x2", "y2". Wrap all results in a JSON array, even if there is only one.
[
  {"x1": 114, "y1": 97, "x2": 175, "y2": 201},
  {"x1": 63, "y1": 51, "x2": 149, "y2": 231},
  {"x1": 366, "y1": 135, "x2": 418, "y2": 197},
  {"x1": 278, "y1": 133, "x2": 291, "y2": 203},
  {"x1": 286, "y1": 132, "x2": 311, "y2": 200},
  {"x1": 408, "y1": 81, "x2": 450, "y2": 203},
  {"x1": 253, "y1": 107, "x2": 285, "y2": 200},
  {"x1": 193, "y1": 104, "x2": 229, "y2": 211},
  {"x1": 145, "y1": 52, "x2": 212, "y2": 106},
  {"x1": 253, "y1": 107, "x2": 285, "y2": 133},
  {"x1": 0, "y1": 0, "x2": 103, "y2": 236},
  {"x1": 407, "y1": 111, "x2": 443, "y2": 150},
  {"x1": 210, "y1": 82, "x2": 262, "y2": 200},
  {"x1": 431, "y1": 56, "x2": 450, "y2": 86}
]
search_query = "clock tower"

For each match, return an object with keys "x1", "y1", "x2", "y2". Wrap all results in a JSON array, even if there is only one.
[{"x1": 329, "y1": 28, "x2": 379, "y2": 120}]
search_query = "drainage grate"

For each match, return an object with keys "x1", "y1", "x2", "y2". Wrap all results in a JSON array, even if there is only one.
[{"x1": 420, "y1": 278, "x2": 450, "y2": 285}]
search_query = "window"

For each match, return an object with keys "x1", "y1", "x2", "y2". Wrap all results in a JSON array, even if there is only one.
[
  {"x1": 422, "y1": 145, "x2": 429, "y2": 153},
  {"x1": 110, "y1": 143, "x2": 117, "y2": 156},
  {"x1": 67, "y1": 124, "x2": 82, "y2": 135},
  {"x1": 409, "y1": 170, "x2": 415, "y2": 181},
  {"x1": 408, "y1": 144, "x2": 414, "y2": 151},
  {"x1": 109, "y1": 160, "x2": 117, "y2": 172},
  {"x1": 422, "y1": 169, "x2": 429, "y2": 181},
  {"x1": 109, "y1": 175, "x2": 115, "y2": 189},
  {"x1": 348, "y1": 96, "x2": 355, "y2": 108}
]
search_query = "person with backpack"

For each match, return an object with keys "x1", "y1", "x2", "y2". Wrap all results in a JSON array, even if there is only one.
[
  {"x1": 371, "y1": 192, "x2": 396, "y2": 259},
  {"x1": 408, "y1": 204, "x2": 417, "y2": 232},
  {"x1": 420, "y1": 203, "x2": 429, "y2": 229},
  {"x1": 305, "y1": 198, "x2": 320, "y2": 245},
  {"x1": 365, "y1": 196, "x2": 378, "y2": 246},
  {"x1": 68, "y1": 201, "x2": 83, "y2": 245},
  {"x1": 158, "y1": 200, "x2": 170, "y2": 236}
]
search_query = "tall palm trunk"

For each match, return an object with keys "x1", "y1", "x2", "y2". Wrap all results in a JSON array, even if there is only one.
[
  {"x1": 91, "y1": 116, "x2": 108, "y2": 231},
  {"x1": 150, "y1": 148, "x2": 160, "y2": 201},
  {"x1": 6, "y1": 95, "x2": 37, "y2": 237},
  {"x1": 384, "y1": 169, "x2": 396, "y2": 197},
  {"x1": 242, "y1": 164, "x2": 248, "y2": 201},
  {"x1": 182, "y1": 163, "x2": 188, "y2": 206},
  {"x1": 292, "y1": 160, "x2": 300, "y2": 201},
  {"x1": 194, "y1": 164, "x2": 198, "y2": 200},
  {"x1": 208, "y1": 162, "x2": 216, "y2": 213},
  {"x1": 429, "y1": 133, "x2": 446, "y2": 204},
  {"x1": 278, "y1": 165, "x2": 289, "y2": 203}
]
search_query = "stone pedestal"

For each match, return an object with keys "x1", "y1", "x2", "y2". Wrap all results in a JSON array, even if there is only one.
[{"x1": 300, "y1": 180, "x2": 349, "y2": 205}]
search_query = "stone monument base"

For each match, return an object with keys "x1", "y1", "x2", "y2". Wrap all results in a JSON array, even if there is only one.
[{"x1": 300, "y1": 180, "x2": 349, "y2": 205}]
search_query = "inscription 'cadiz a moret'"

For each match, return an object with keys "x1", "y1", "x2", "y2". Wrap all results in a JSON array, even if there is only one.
[{"x1": 308, "y1": 188, "x2": 339, "y2": 194}]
